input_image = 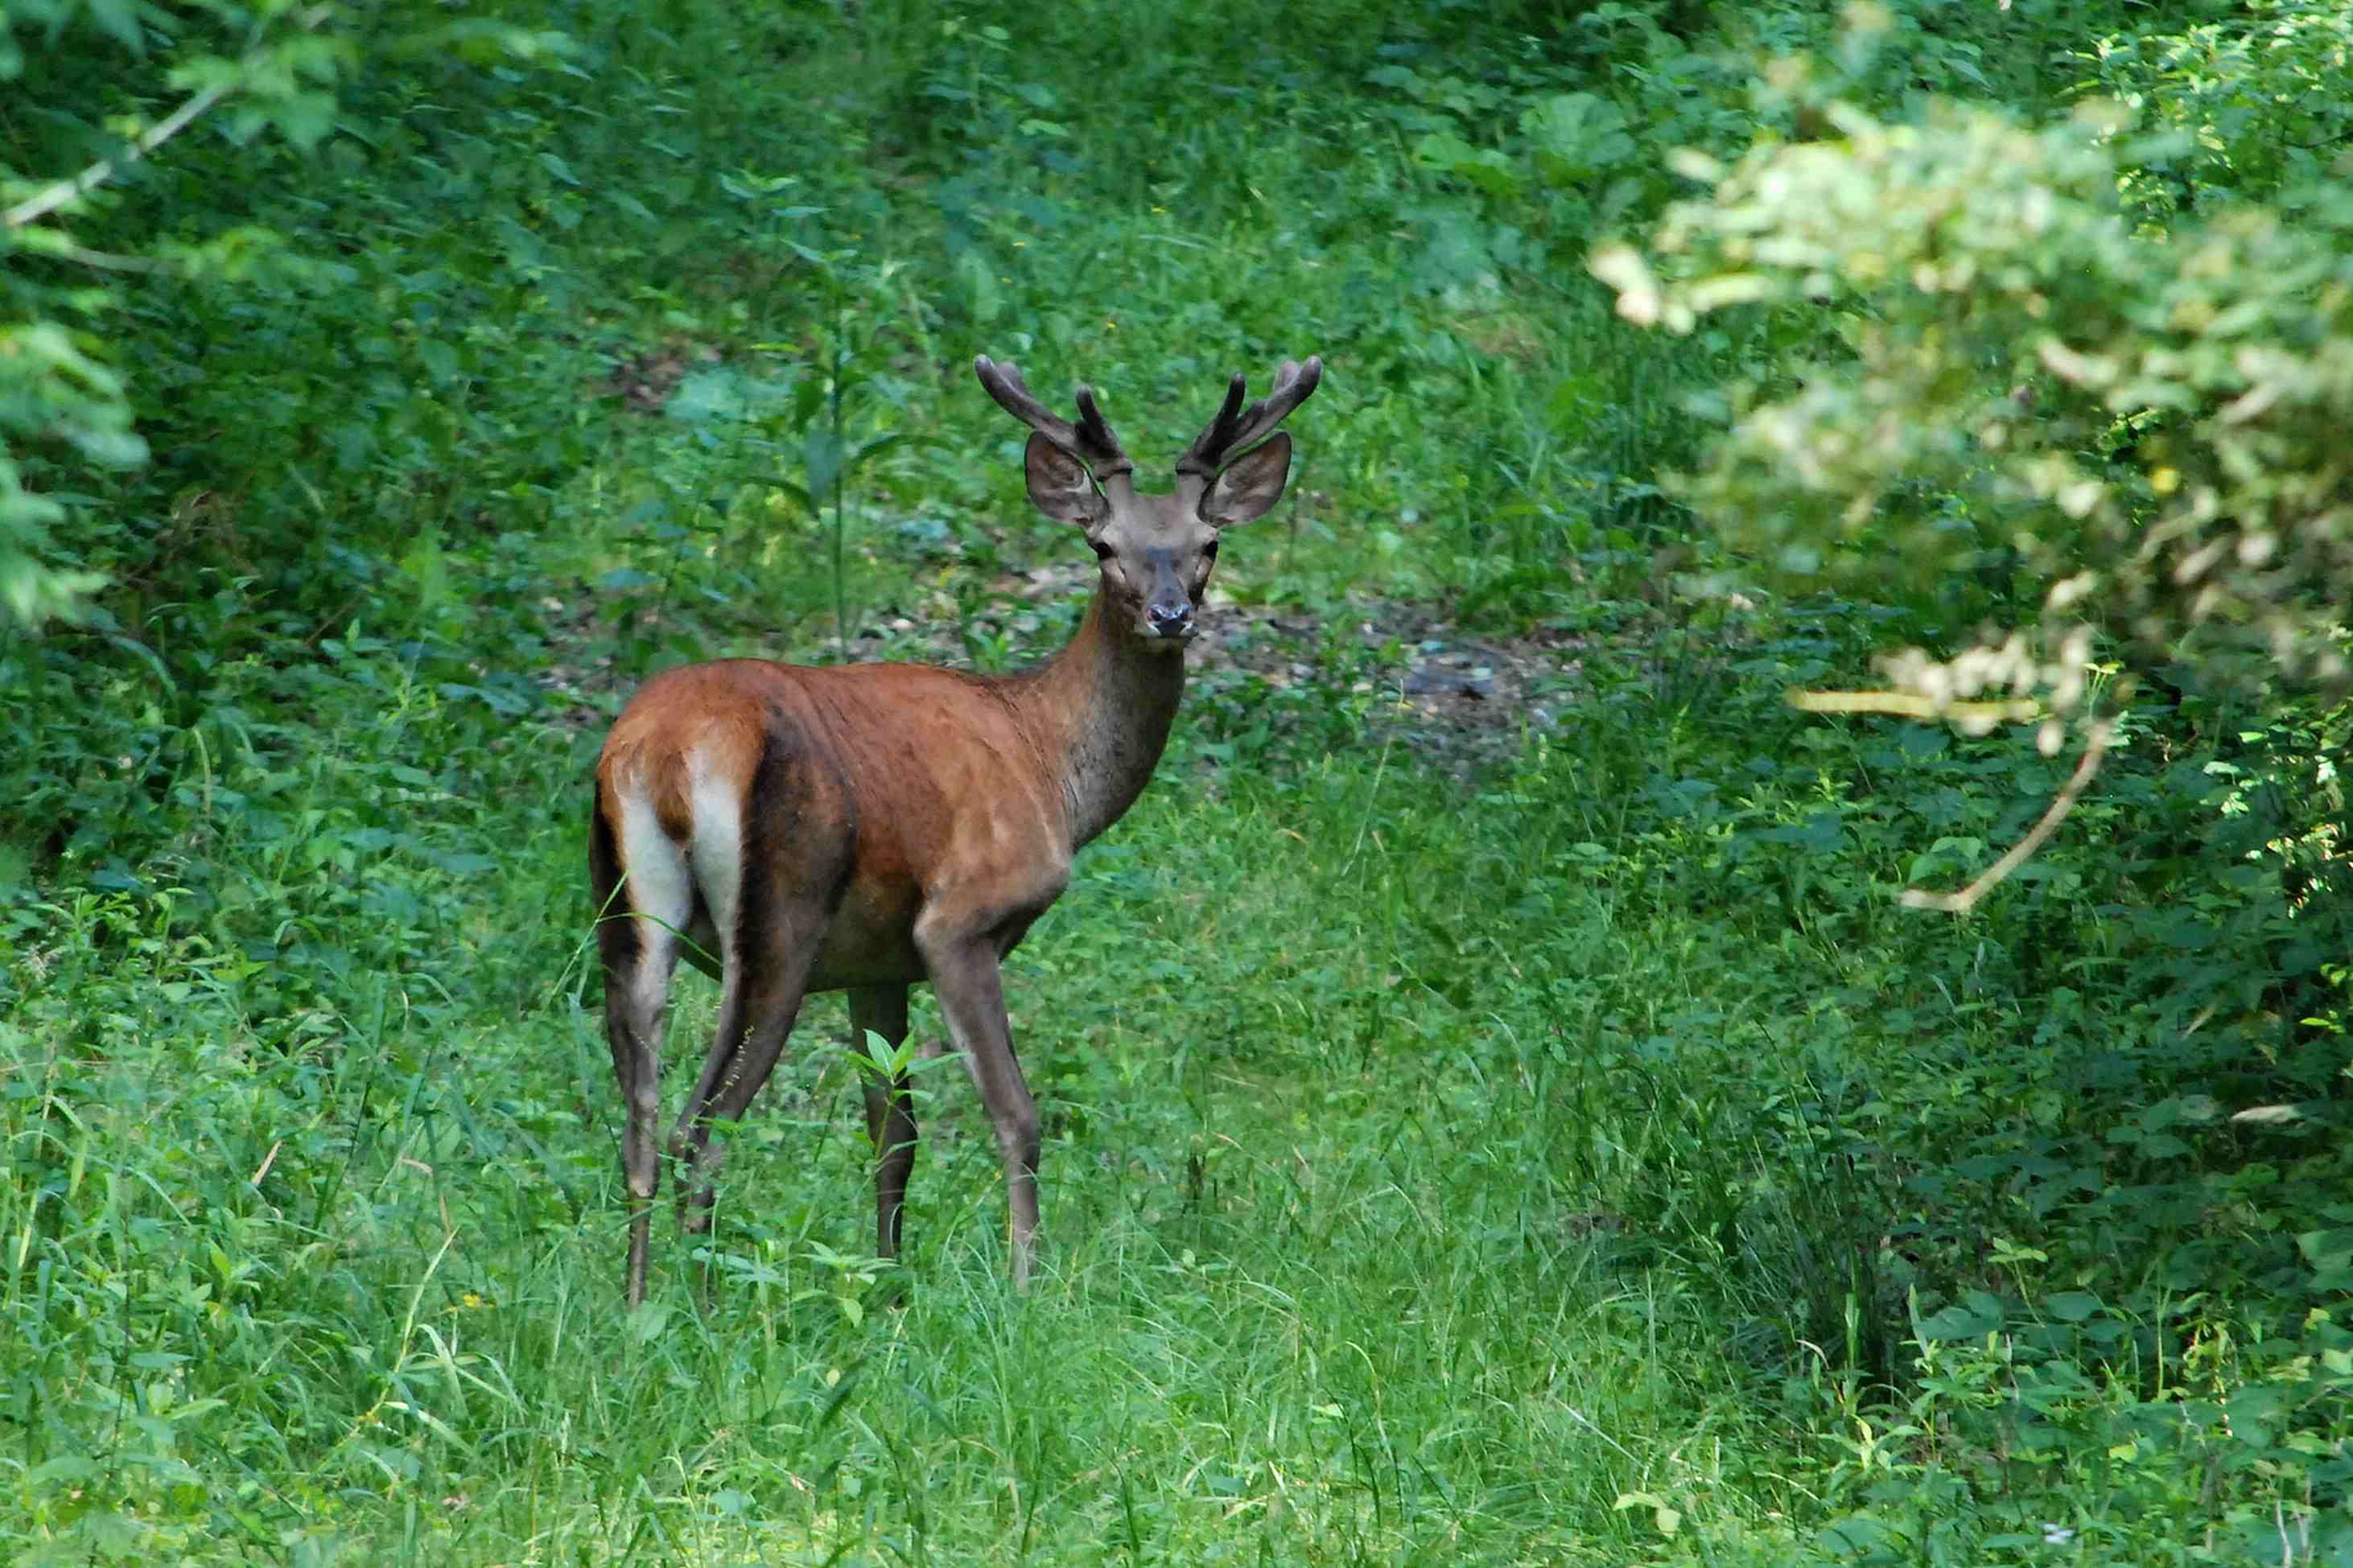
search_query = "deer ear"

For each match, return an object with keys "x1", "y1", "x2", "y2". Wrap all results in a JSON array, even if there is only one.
[
  {"x1": 1199, "y1": 432, "x2": 1292, "y2": 527},
  {"x1": 1024, "y1": 433, "x2": 1104, "y2": 526}
]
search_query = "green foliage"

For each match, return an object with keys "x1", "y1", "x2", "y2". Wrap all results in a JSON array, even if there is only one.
[
  {"x1": 2083, "y1": 0, "x2": 2353, "y2": 219},
  {"x1": 1572, "y1": 9, "x2": 2353, "y2": 1550},
  {"x1": 2, "y1": 1, "x2": 346, "y2": 625},
  {"x1": 1595, "y1": 47, "x2": 2353, "y2": 718},
  {"x1": 1, "y1": 3, "x2": 571, "y2": 629},
  {"x1": 5, "y1": 0, "x2": 2352, "y2": 1560}
]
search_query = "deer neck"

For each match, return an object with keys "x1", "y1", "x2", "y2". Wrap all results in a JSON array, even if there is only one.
[{"x1": 1008, "y1": 591, "x2": 1188, "y2": 850}]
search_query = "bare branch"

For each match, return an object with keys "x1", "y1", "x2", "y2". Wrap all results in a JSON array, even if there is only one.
[
  {"x1": 54, "y1": 244, "x2": 164, "y2": 274},
  {"x1": 1902, "y1": 718, "x2": 2116, "y2": 915},
  {"x1": 3, "y1": 6, "x2": 331, "y2": 232},
  {"x1": 1786, "y1": 689, "x2": 2041, "y2": 724}
]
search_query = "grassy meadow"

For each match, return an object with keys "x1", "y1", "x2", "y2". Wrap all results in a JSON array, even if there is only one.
[{"x1": 5, "y1": 0, "x2": 2350, "y2": 1562}]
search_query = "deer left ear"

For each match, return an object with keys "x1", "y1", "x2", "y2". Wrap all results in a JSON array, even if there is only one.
[
  {"x1": 1199, "y1": 433, "x2": 1292, "y2": 527},
  {"x1": 1025, "y1": 433, "x2": 1106, "y2": 526}
]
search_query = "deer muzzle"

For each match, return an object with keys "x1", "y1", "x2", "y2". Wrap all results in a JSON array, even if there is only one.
[{"x1": 1142, "y1": 550, "x2": 1196, "y2": 640}]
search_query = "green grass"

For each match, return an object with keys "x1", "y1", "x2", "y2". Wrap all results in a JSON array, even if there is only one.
[
  {"x1": 0, "y1": 722, "x2": 1803, "y2": 1563},
  {"x1": 15, "y1": 623, "x2": 2342, "y2": 1562}
]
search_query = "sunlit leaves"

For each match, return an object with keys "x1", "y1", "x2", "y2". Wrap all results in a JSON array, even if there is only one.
[{"x1": 1596, "y1": 71, "x2": 2353, "y2": 715}]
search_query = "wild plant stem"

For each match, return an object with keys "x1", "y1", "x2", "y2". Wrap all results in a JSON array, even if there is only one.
[{"x1": 830, "y1": 326, "x2": 849, "y2": 663}]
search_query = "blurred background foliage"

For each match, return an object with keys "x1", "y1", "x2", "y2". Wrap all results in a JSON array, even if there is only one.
[
  {"x1": 3, "y1": 0, "x2": 2350, "y2": 1562},
  {"x1": 1596, "y1": 6, "x2": 2353, "y2": 725}
]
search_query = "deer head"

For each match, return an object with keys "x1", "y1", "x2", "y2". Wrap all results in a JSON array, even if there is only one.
[{"x1": 975, "y1": 355, "x2": 1322, "y2": 649}]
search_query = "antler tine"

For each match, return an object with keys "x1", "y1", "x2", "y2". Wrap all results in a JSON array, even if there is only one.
[
  {"x1": 974, "y1": 356, "x2": 1074, "y2": 444},
  {"x1": 974, "y1": 356, "x2": 1132, "y2": 479},
  {"x1": 1175, "y1": 375, "x2": 1249, "y2": 479},
  {"x1": 1176, "y1": 356, "x2": 1324, "y2": 479},
  {"x1": 1072, "y1": 385, "x2": 1134, "y2": 479}
]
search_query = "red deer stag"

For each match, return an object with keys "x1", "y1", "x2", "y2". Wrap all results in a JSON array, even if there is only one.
[{"x1": 590, "y1": 352, "x2": 1323, "y2": 1303}]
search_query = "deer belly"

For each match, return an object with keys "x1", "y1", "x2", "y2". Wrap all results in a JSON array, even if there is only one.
[{"x1": 807, "y1": 879, "x2": 926, "y2": 990}]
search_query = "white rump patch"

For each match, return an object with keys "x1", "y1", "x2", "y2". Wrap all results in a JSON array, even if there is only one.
[
  {"x1": 616, "y1": 782, "x2": 690, "y2": 1019},
  {"x1": 688, "y1": 762, "x2": 744, "y2": 953}
]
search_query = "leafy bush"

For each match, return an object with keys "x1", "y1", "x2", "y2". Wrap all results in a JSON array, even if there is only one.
[
  {"x1": 2, "y1": 2, "x2": 359, "y2": 623},
  {"x1": 1594, "y1": 49, "x2": 2353, "y2": 722},
  {"x1": 1577, "y1": 14, "x2": 2353, "y2": 1555},
  {"x1": 2083, "y1": 0, "x2": 2353, "y2": 219}
]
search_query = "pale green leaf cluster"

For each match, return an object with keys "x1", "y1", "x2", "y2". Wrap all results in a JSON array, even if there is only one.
[
  {"x1": 0, "y1": 320, "x2": 140, "y2": 622},
  {"x1": 1596, "y1": 80, "x2": 2353, "y2": 714}
]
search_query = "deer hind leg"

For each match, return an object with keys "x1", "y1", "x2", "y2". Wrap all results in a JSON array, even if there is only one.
[
  {"x1": 593, "y1": 781, "x2": 691, "y2": 1309},
  {"x1": 670, "y1": 754, "x2": 847, "y2": 1244},
  {"x1": 672, "y1": 927, "x2": 824, "y2": 1241},
  {"x1": 849, "y1": 985, "x2": 916, "y2": 1259}
]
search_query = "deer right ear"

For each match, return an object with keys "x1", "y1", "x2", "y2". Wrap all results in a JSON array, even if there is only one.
[
  {"x1": 1024, "y1": 433, "x2": 1104, "y2": 526},
  {"x1": 1199, "y1": 432, "x2": 1292, "y2": 527}
]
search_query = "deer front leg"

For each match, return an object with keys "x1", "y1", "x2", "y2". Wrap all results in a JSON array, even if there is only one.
[
  {"x1": 917, "y1": 933, "x2": 1041, "y2": 1288},
  {"x1": 848, "y1": 985, "x2": 917, "y2": 1259}
]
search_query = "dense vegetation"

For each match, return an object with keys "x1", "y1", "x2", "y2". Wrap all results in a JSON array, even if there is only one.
[{"x1": 4, "y1": 0, "x2": 2347, "y2": 1562}]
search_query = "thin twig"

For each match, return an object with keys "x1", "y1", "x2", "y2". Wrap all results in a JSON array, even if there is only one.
[
  {"x1": 1788, "y1": 688, "x2": 2041, "y2": 724},
  {"x1": 3, "y1": 6, "x2": 330, "y2": 231},
  {"x1": 53, "y1": 243, "x2": 166, "y2": 273},
  {"x1": 1902, "y1": 718, "x2": 2116, "y2": 915},
  {"x1": 5, "y1": 81, "x2": 239, "y2": 230}
]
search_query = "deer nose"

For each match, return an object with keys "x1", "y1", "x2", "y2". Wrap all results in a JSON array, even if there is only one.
[{"x1": 1148, "y1": 599, "x2": 1195, "y2": 637}]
